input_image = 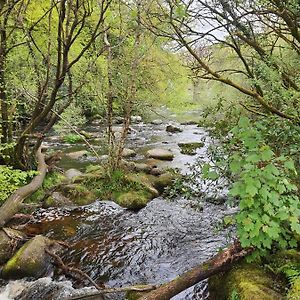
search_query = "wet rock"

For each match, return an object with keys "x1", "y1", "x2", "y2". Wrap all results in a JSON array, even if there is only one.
[
  {"x1": 146, "y1": 148, "x2": 174, "y2": 161},
  {"x1": 131, "y1": 115, "x2": 142, "y2": 123},
  {"x1": 1, "y1": 235, "x2": 52, "y2": 279},
  {"x1": 166, "y1": 124, "x2": 183, "y2": 133},
  {"x1": 66, "y1": 150, "x2": 88, "y2": 160},
  {"x1": 43, "y1": 192, "x2": 74, "y2": 208},
  {"x1": 115, "y1": 191, "x2": 152, "y2": 210},
  {"x1": 65, "y1": 168, "x2": 83, "y2": 180},
  {"x1": 209, "y1": 263, "x2": 285, "y2": 300},
  {"x1": 0, "y1": 229, "x2": 26, "y2": 265},
  {"x1": 178, "y1": 142, "x2": 204, "y2": 155},
  {"x1": 151, "y1": 119, "x2": 163, "y2": 125},
  {"x1": 122, "y1": 148, "x2": 137, "y2": 158}
]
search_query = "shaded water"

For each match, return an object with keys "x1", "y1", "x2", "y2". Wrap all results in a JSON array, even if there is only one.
[{"x1": 0, "y1": 116, "x2": 234, "y2": 299}]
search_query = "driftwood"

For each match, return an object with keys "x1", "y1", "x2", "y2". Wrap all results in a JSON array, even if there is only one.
[
  {"x1": 67, "y1": 241, "x2": 253, "y2": 300},
  {"x1": 140, "y1": 241, "x2": 253, "y2": 300},
  {"x1": 0, "y1": 146, "x2": 47, "y2": 228}
]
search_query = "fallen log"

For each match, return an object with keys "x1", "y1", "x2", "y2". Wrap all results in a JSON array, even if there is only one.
[
  {"x1": 0, "y1": 146, "x2": 47, "y2": 228},
  {"x1": 140, "y1": 241, "x2": 253, "y2": 300}
]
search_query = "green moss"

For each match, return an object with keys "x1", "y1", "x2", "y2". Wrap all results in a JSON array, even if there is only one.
[
  {"x1": 61, "y1": 184, "x2": 95, "y2": 206},
  {"x1": 2, "y1": 236, "x2": 50, "y2": 279},
  {"x1": 288, "y1": 277, "x2": 300, "y2": 299},
  {"x1": 115, "y1": 190, "x2": 152, "y2": 210},
  {"x1": 209, "y1": 263, "x2": 285, "y2": 300}
]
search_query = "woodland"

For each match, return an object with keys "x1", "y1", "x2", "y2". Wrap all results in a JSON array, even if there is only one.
[{"x1": 0, "y1": 0, "x2": 300, "y2": 299}]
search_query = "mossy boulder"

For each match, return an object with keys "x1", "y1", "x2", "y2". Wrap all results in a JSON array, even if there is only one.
[
  {"x1": 124, "y1": 173, "x2": 159, "y2": 198},
  {"x1": 209, "y1": 263, "x2": 285, "y2": 300},
  {"x1": 1, "y1": 235, "x2": 52, "y2": 279},
  {"x1": 150, "y1": 172, "x2": 177, "y2": 193},
  {"x1": 115, "y1": 190, "x2": 152, "y2": 210},
  {"x1": 0, "y1": 229, "x2": 26, "y2": 265},
  {"x1": 178, "y1": 142, "x2": 204, "y2": 155},
  {"x1": 60, "y1": 183, "x2": 96, "y2": 205}
]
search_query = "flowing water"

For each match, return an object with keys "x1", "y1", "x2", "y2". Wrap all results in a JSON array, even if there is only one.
[{"x1": 0, "y1": 115, "x2": 235, "y2": 300}]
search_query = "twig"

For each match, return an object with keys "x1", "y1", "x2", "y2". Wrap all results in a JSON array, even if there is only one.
[{"x1": 45, "y1": 248, "x2": 102, "y2": 290}]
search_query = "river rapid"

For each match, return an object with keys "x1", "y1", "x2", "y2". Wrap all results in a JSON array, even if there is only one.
[{"x1": 0, "y1": 114, "x2": 235, "y2": 300}]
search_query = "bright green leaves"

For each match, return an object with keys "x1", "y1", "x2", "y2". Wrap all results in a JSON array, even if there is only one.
[
  {"x1": 229, "y1": 117, "x2": 300, "y2": 258},
  {"x1": 0, "y1": 166, "x2": 37, "y2": 203}
]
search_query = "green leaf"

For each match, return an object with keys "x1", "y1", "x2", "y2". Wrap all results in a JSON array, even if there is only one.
[{"x1": 284, "y1": 160, "x2": 296, "y2": 171}]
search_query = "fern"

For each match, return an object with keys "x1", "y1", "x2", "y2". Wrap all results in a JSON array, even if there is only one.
[{"x1": 279, "y1": 263, "x2": 300, "y2": 285}]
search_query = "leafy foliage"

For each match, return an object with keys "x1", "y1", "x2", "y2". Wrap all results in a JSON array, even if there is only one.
[
  {"x1": 228, "y1": 117, "x2": 300, "y2": 258},
  {"x1": 0, "y1": 166, "x2": 36, "y2": 203}
]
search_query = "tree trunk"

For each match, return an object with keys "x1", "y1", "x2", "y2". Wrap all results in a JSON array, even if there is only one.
[
  {"x1": 140, "y1": 241, "x2": 253, "y2": 300},
  {"x1": 0, "y1": 146, "x2": 47, "y2": 228}
]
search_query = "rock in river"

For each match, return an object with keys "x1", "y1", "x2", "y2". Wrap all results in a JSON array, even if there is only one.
[
  {"x1": 146, "y1": 148, "x2": 174, "y2": 161},
  {"x1": 1, "y1": 235, "x2": 52, "y2": 279},
  {"x1": 166, "y1": 124, "x2": 183, "y2": 133}
]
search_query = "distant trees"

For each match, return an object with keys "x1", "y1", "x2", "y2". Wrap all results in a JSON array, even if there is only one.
[{"x1": 148, "y1": 0, "x2": 300, "y2": 124}]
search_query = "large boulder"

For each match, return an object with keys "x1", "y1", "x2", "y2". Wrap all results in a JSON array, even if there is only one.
[
  {"x1": 0, "y1": 229, "x2": 26, "y2": 265},
  {"x1": 209, "y1": 263, "x2": 285, "y2": 300},
  {"x1": 166, "y1": 124, "x2": 183, "y2": 133},
  {"x1": 65, "y1": 168, "x2": 83, "y2": 180},
  {"x1": 66, "y1": 150, "x2": 88, "y2": 160},
  {"x1": 146, "y1": 149, "x2": 174, "y2": 161},
  {"x1": 1, "y1": 235, "x2": 52, "y2": 279}
]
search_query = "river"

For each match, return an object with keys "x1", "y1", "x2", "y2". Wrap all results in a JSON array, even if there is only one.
[{"x1": 0, "y1": 115, "x2": 235, "y2": 299}]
